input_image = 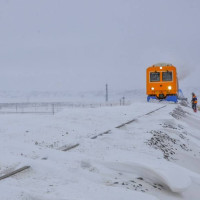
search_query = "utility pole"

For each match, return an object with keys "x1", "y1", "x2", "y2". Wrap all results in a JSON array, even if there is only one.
[
  {"x1": 105, "y1": 84, "x2": 108, "y2": 102},
  {"x1": 122, "y1": 96, "x2": 125, "y2": 105}
]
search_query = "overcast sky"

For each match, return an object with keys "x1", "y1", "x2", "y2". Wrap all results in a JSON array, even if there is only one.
[{"x1": 0, "y1": 0, "x2": 199, "y2": 92}]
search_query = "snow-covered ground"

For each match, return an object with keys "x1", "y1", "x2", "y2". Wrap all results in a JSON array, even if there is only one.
[{"x1": 0, "y1": 95, "x2": 200, "y2": 200}]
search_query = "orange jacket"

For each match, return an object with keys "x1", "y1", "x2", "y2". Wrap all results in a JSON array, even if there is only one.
[{"x1": 192, "y1": 95, "x2": 197, "y2": 104}]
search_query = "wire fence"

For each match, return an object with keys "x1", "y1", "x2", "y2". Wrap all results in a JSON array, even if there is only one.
[{"x1": 0, "y1": 101, "x2": 131, "y2": 114}]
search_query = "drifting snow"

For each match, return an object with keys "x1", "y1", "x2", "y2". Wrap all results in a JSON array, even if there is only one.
[
  {"x1": 0, "y1": 101, "x2": 200, "y2": 200},
  {"x1": 105, "y1": 161, "x2": 191, "y2": 193}
]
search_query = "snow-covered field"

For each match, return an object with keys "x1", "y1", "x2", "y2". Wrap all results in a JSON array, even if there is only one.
[{"x1": 0, "y1": 97, "x2": 200, "y2": 200}]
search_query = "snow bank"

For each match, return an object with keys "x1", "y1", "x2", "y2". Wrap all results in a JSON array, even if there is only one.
[
  {"x1": 0, "y1": 101, "x2": 200, "y2": 200},
  {"x1": 104, "y1": 161, "x2": 191, "y2": 193},
  {"x1": 82, "y1": 184, "x2": 160, "y2": 200}
]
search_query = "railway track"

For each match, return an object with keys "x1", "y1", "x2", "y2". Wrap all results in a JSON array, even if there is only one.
[
  {"x1": 31, "y1": 105, "x2": 167, "y2": 154},
  {"x1": 0, "y1": 166, "x2": 30, "y2": 181},
  {"x1": 0, "y1": 105, "x2": 167, "y2": 183},
  {"x1": 91, "y1": 105, "x2": 167, "y2": 139},
  {"x1": 59, "y1": 143, "x2": 80, "y2": 151},
  {"x1": 115, "y1": 105, "x2": 167, "y2": 128}
]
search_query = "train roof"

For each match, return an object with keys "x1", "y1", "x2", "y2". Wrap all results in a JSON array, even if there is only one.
[
  {"x1": 147, "y1": 63, "x2": 177, "y2": 71},
  {"x1": 152, "y1": 63, "x2": 173, "y2": 67}
]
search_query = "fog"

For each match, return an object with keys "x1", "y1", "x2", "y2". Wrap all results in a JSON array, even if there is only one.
[{"x1": 0, "y1": 0, "x2": 199, "y2": 92}]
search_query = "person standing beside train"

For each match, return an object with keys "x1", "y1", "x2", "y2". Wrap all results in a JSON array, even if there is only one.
[{"x1": 191, "y1": 92, "x2": 198, "y2": 112}]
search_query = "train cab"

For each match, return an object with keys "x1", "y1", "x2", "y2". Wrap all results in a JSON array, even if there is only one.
[{"x1": 146, "y1": 63, "x2": 179, "y2": 103}]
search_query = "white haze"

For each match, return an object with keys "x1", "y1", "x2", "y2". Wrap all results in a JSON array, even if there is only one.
[{"x1": 0, "y1": 0, "x2": 199, "y2": 93}]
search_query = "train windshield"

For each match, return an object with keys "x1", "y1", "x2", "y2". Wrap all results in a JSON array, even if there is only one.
[
  {"x1": 150, "y1": 72, "x2": 160, "y2": 82},
  {"x1": 162, "y1": 71, "x2": 172, "y2": 81}
]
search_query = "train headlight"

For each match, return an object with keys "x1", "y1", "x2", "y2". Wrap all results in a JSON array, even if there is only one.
[
  {"x1": 168, "y1": 86, "x2": 172, "y2": 90},
  {"x1": 151, "y1": 87, "x2": 155, "y2": 90},
  {"x1": 160, "y1": 67, "x2": 162, "y2": 69}
]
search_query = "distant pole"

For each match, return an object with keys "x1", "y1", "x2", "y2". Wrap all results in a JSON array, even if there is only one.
[
  {"x1": 122, "y1": 97, "x2": 125, "y2": 105},
  {"x1": 105, "y1": 84, "x2": 108, "y2": 102}
]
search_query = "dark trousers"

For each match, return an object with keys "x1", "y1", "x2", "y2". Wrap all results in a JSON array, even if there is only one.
[{"x1": 192, "y1": 103, "x2": 197, "y2": 111}]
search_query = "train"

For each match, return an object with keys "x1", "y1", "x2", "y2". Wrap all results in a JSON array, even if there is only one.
[{"x1": 146, "y1": 63, "x2": 179, "y2": 103}]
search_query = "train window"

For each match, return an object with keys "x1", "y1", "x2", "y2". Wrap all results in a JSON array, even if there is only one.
[
  {"x1": 150, "y1": 72, "x2": 160, "y2": 82},
  {"x1": 162, "y1": 71, "x2": 172, "y2": 81}
]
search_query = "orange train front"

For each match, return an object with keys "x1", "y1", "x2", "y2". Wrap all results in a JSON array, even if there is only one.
[{"x1": 146, "y1": 63, "x2": 179, "y2": 103}]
